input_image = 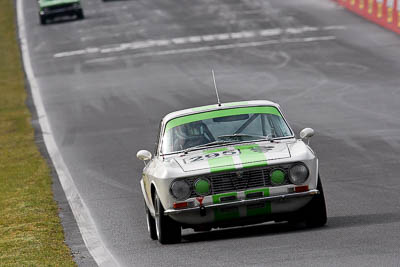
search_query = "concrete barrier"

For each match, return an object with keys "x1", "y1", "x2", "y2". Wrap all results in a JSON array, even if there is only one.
[{"x1": 336, "y1": 0, "x2": 400, "y2": 34}]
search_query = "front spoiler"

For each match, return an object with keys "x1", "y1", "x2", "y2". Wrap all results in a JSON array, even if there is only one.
[
  {"x1": 40, "y1": 7, "x2": 80, "y2": 16},
  {"x1": 164, "y1": 189, "x2": 319, "y2": 215}
]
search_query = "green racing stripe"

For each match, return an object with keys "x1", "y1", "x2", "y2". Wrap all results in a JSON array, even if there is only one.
[
  {"x1": 234, "y1": 144, "x2": 268, "y2": 169},
  {"x1": 204, "y1": 148, "x2": 236, "y2": 173},
  {"x1": 204, "y1": 144, "x2": 268, "y2": 173}
]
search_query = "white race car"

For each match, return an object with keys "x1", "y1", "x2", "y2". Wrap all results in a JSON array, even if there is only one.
[{"x1": 137, "y1": 100, "x2": 327, "y2": 244}]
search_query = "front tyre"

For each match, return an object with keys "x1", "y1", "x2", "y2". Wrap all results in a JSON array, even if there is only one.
[
  {"x1": 40, "y1": 15, "x2": 47, "y2": 25},
  {"x1": 154, "y1": 193, "x2": 181, "y2": 244},
  {"x1": 305, "y1": 176, "x2": 327, "y2": 228},
  {"x1": 76, "y1": 9, "x2": 84, "y2": 19},
  {"x1": 144, "y1": 202, "x2": 157, "y2": 240}
]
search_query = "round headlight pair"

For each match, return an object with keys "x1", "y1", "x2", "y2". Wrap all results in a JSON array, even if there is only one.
[
  {"x1": 170, "y1": 178, "x2": 211, "y2": 200},
  {"x1": 289, "y1": 164, "x2": 309, "y2": 185},
  {"x1": 170, "y1": 180, "x2": 191, "y2": 200},
  {"x1": 194, "y1": 178, "x2": 211, "y2": 196},
  {"x1": 269, "y1": 169, "x2": 286, "y2": 185}
]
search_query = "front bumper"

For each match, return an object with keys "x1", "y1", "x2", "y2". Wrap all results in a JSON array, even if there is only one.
[
  {"x1": 164, "y1": 189, "x2": 319, "y2": 215},
  {"x1": 40, "y1": 7, "x2": 80, "y2": 16}
]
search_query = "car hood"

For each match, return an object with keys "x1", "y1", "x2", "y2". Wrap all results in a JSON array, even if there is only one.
[{"x1": 173, "y1": 142, "x2": 291, "y2": 172}]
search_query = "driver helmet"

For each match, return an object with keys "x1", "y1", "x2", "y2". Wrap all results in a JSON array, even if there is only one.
[{"x1": 175, "y1": 121, "x2": 205, "y2": 139}]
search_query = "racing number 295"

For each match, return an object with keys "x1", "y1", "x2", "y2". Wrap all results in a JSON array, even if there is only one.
[{"x1": 185, "y1": 149, "x2": 240, "y2": 163}]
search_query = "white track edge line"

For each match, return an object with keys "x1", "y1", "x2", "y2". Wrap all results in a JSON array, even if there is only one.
[{"x1": 16, "y1": 1, "x2": 119, "y2": 266}]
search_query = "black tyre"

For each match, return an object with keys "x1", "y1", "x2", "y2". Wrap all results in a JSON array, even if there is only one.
[
  {"x1": 40, "y1": 15, "x2": 47, "y2": 25},
  {"x1": 144, "y1": 202, "x2": 157, "y2": 240},
  {"x1": 77, "y1": 9, "x2": 84, "y2": 19},
  {"x1": 304, "y1": 176, "x2": 327, "y2": 228},
  {"x1": 154, "y1": 193, "x2": 181, "y2": 244}
]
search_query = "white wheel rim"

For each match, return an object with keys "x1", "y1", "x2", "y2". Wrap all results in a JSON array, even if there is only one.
[
  {"x1": 155, "y1": 196, "x2": 160, "y2": 239},
  {"x1": 156, "y1": 217, "x2": 160, "y2": 239},
  {"x1": 146, "y1": 212, "x2": 151, "y2": 233}
]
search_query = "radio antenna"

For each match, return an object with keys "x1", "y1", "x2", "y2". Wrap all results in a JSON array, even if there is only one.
[{"x1": 212, "y1": 69, "x2": 221, "y2": 106}]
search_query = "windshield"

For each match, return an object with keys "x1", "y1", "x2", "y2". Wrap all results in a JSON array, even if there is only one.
[{"x1": 161, "y1": 106, "x2": 292, "y2": 154}]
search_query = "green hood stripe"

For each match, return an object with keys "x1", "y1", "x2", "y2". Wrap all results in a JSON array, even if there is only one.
[
  {"x1": 205, "y1": 148, "x2": 228, "y2": 153},
  {"x1": 209, "y1": 155, "x2": 236, "y2": 173},
  {"x1": 205, "y1": 147, "x2": 235, "y2": 173},
  {"x1": 165, "y1": 106, "x2": 282, "y2": 132},
  {"x1": 206, "y1": 144, "x2": 269, "y2": 173},
  {"x1": 235, "y1": 144, "x2": 268, "y2": 168}
]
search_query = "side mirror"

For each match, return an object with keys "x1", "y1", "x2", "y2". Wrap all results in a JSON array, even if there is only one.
[
  {"x1": 137, "y1": 150, "x2": 152, "y2": 161},
  {"x1": 299, "y1": 128, "x2": 315, "y2": 144}
]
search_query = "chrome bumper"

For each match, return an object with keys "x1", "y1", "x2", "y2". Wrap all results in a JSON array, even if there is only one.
[
  {"x1": 164, "y1": 189, "x2": 319, "y2": 215},
  {"x1": 40, "y1": 7, "x2": 80, "y2": 16}
]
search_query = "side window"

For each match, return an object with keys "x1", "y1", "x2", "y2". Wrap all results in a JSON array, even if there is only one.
[
  {"x1": 269, "y1": 114, "x2": 291, "y2": 137},
  {"x1": 261, "y1": 114, "x2": 272, "y2": 136},
  {"x1": 154, "y1": 120, "x2": 162, "y2": 156}
]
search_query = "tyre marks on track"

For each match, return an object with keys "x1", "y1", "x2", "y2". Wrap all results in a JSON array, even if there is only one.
[
  {"x1": 54, "y1": 25, "x2": 346, "y2": 59},
  {"x1": 85, "y1": 36, "x2": 337, "y2": 63}
]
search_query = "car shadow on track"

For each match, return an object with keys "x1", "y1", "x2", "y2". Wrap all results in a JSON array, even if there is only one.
[
  {"x1": 182, "y1": 222, "x2": 309, "y2": 243},
  {"x1": 326, "y1": 213, "x2": 400, "y2": 229},
  {"x1": 181, "y1": 213, "x2": 400, "y2": 243},
  {"x1": 102, "y1": 0, "x2": 133, "y2": 2},
  {"x1": 42, "y1": 16, "x2": 83, "y2": 26}
]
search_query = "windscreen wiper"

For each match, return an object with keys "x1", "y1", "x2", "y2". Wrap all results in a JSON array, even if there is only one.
[{"x1": 218, "y1": 134, "x2": 276, "y2": 142}]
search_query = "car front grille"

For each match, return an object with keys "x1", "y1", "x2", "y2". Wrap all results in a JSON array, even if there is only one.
[
  {"x1": 187, "y1": 164, "x2": 293, "y2": 198},
  {"x1": 46, "y1": 3, "x2": 75, "y2": 11}
]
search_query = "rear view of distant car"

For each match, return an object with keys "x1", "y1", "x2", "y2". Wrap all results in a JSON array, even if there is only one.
[{"x1": 38, "y1": 0, "x2": 84, "y2": 25}]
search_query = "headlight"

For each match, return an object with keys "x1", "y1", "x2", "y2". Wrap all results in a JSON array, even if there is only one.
[
  {"x1": 194, "y1": 178, "x2": 211, "y2": 196},
  {"x1": 170, "y1": 180, "x2": 191, "y2": 200},
  {"x1": 288, "y1": 164, "x2": 309, "y2": 185},
  {"x1": 270, "y1": 169, "x2": 286, "y2": 185}
]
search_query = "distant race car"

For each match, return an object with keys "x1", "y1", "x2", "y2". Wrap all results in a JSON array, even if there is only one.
[
  {"x1": 137, "y1": 100, "x2": 327, "y2": 244},
  {"x1": 38, "y1": 0, "x2": 84, "y2": 25}
]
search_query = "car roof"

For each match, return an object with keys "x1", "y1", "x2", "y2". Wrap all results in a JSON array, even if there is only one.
[{"x1": 162, "y1": 100, "x2": 281, "y2": 124}]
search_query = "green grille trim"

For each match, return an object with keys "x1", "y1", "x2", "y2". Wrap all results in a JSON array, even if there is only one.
[
  {"x1": 244, "y1": 188, "x2": 271, "y2": 216},
  {"x1": 212, "y1": 192, "x2": 238, "y2": 204},
  {"x1": 244, "y1": 188, "x2": 270, "y2": 197},
  {"x1": 212, "y1": 192, "x2": 240, "y2": 221}
]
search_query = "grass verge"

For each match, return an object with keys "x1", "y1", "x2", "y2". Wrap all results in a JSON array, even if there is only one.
[{"x1": 0, "y1": 1, "x2": 76, "y2": 265}]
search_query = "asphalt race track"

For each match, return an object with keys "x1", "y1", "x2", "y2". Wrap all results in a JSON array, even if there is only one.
[{"x1": 20, "y1": 0, "x2": 400, "y2": 266}]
